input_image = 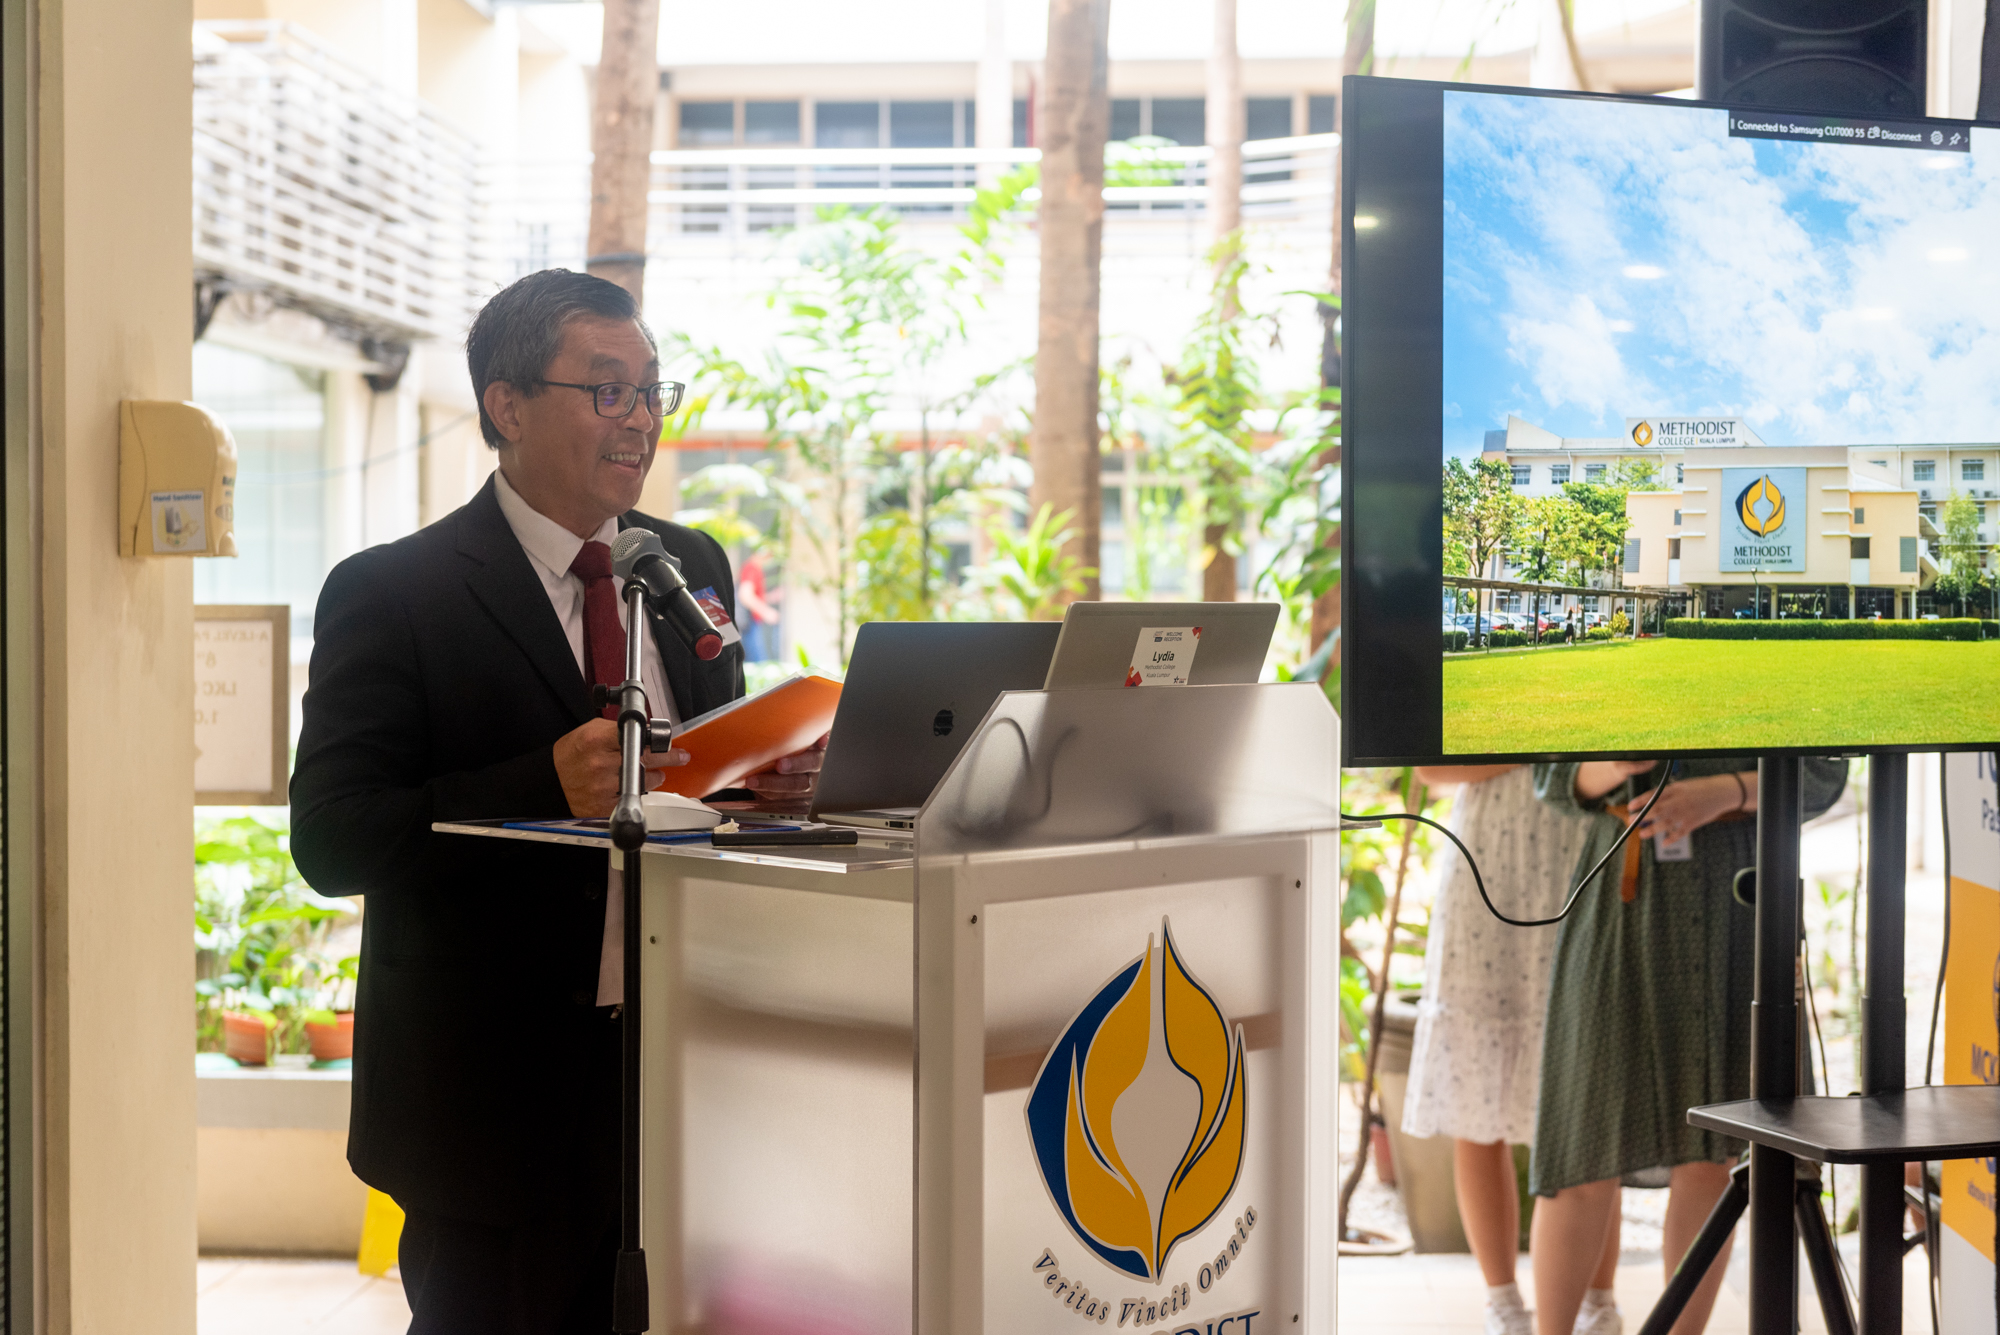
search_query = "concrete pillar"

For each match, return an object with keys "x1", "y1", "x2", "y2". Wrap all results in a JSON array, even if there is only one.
[
  {"x1": 975, "y1": 0, "x2": 1013, "y2": 185},
  {"x1": 29, "y1": 0, "x2": 201, "y2": 1326},
  {"x1": 1529, "y1": 0, "x2": 1586, "y2": 89}
]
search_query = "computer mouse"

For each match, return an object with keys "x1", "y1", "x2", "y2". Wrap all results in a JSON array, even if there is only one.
[{"x1": 642, "y1": 790, "x2": 723, "y2": 832}]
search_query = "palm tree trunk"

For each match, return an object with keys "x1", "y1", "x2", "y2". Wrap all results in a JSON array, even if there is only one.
[
  {"x1": 1029, "y1": 0, "x2": 1111, "y2": 604},
  {"x1": 1201, "y1": 0, "x2": 1244, "y2": 604},
  {"x1": 587, "y1": 0, "x2": 662, "y2": 301}
]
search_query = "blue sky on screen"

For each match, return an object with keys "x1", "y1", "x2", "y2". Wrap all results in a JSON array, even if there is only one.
[{"x1": 1441, "y1": 92, "x2": 2000, "y2": 460}]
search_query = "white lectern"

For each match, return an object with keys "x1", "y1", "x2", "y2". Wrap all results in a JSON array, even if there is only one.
[{"x1": 441, "y1": 681, "x2": 1340, "y2": 1334}]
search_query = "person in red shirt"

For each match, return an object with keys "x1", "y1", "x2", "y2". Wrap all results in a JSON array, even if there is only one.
[{"x1": 736, "y1": 548, "x2": 780, "y2": 662}]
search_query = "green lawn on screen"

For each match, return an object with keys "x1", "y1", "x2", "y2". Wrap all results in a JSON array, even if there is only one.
[{"x1": 1442, "y1": 637, "x2": 2000, "y2": 754}]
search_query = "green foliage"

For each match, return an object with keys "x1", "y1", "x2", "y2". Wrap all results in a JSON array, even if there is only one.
[
  {"x1": 673, "y1": 460, "x2": 797, "y2": 556},
  {"x1": 1338, "y1": 956, "x2": 1372, "y2": 1081},
  {"x1": 1442, "y1": 456, "x2": 1524, "y2": 580},
  {"x1": 194, "y1": 814, "x2": 357, "y2": 1057},
  {"x1": 1443, "y1": 630, "x2": 1470, "y2": 652},
  {"x1": 1337, "y1": 770, "x2": 1446, "y2": 1078},
  {"x1": 1663, "y1": 617, "x2": 1993, "y2": 640},
  {"x1": 1164, "y1": 239, "x2": 1272, "y2": 574},
  {"x1": 966, "y1": 504, "x2": 1095, "y2": 622},
  {"x1": 1252, "y1": 383, "x2": 1341, "y2": 662},
  {"x1": 1512, "y1": 494, "x2": 1575, "y2": 586},
  {"x1": 1585, "y1": 626, "x2": 1614, "y2": 641},
  {"x1": 1935, "y1": 490, "x2": 1992, "y2": 615},
  {"x1": 1104, "y1": 137, "x2": 1184, "y2": 189},
  {"x1": 1608, "y1": 610, "x2": 1630, "y2": 637},
  {"x1": 1101, "y1": 354, "x2": 1195, "y2": 600},
  {"x1": 673, "y1": 185, "x2": 1034, "y2": 661}
]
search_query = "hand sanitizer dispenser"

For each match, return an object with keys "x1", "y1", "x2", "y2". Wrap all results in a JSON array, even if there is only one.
[{"x1": 118, "y1": 400, "x2": 238, "y2": 557}]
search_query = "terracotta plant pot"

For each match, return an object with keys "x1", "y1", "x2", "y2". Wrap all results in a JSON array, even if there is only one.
[
  {"x1": 221, "y1": 1010, "x2": 271, "y2": 1066},
  {"x1": 302, "y1": 1011, "x2": 354, "y2": 1063},
  {"x1": 305, "y1": 1011, "x2": 355, "y2": 1062},
  {"x1": 1370, "y1": 1119, "x2": 1397, "y2": 1186}
]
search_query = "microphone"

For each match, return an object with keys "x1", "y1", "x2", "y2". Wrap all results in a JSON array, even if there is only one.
[{"x1": 609, "y1": 528, "x2": 724, "y2": 661}]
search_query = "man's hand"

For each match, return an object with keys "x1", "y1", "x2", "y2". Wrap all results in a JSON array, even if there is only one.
[
  {"x1": 742, "y1": 732, "x2": 829, "y2": 800},
  {"x1": 553, "y1": 717, "x2": 689, "y2": 818}
]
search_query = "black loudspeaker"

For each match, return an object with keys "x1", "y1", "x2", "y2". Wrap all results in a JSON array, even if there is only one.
[{"x1": 1697, "y1": 0, "x2": 1927, "y2": 116}]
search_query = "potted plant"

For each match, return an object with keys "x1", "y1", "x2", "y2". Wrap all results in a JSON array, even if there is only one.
[
  {"x1": 301, "y1": 954, "x2": 359, "y2": 1062},
  {"x1": 195, "y1": 814, "x2": 358, "y2": 1063},
  {"x1": 220, "y1": 1008, "x2": 273, "y2": 1065},
  {"x1": 302, "y1": 1009, "x2": 354, "y2": 1062}
]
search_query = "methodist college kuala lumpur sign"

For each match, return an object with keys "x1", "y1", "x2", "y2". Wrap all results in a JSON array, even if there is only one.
[{"x1": 1721, "y1": 466, "x2": 1807, "y2": 572}]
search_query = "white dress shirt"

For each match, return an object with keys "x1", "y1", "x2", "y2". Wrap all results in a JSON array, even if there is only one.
[{"x1": 493, "y1": 469, "x2": 678, "y2": 1004}]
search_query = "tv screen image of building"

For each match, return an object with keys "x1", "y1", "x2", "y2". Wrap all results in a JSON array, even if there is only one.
[{"x1": 1341, "y1": 77, "x2": 2000, "y2": 765}]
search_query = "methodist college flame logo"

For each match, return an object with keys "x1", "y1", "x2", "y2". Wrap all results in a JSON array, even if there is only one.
[
  {"x1": 1736, "y1": 474, "x2": 1787, "y2": 537},
  {"x1": 1630, "y1": 420, "x2": 1654, "y2": 446},
  {"x1": 1024, "y1": 919, "x2": 1247, "y2": 1283}
]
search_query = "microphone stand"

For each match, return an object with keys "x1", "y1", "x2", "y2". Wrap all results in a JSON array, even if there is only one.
[{"x1": 609, "y1": 580, "x2": 655, "y2": 1333}]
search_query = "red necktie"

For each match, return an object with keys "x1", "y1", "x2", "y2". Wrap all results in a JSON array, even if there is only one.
[{"x1": 569, "y1": 540, "x2": 625, "y2": 719}]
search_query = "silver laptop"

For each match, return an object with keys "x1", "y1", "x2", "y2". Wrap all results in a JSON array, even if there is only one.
[
  {"x1": 811, "y1": 621, "x2": 1064, "y2": 830},
  {"x1": 1043, "y1": 602, "x2": 1280, "y2": 690}
]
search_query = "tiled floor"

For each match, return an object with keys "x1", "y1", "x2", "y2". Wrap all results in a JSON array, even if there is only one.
[
  {"x1": 203, "y1": 1240, "x2": 1933, "y2": 1333},
  {"x1": 1339, "y1": 1236, "x2": 1936, "y2": 1334},
  {"x1": 197, "y1": 1257, "x2": 409, "y2": 1335}
]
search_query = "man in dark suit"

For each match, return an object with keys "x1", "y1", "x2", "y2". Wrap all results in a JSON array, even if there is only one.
[{"x1": 291, "y1": 269, "x2": 819, "y2": 1333}]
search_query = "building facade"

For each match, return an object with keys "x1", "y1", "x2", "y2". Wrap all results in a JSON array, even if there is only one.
[{"x1": 1489, "y1": 414, "x2": 2000, "y2": 619}]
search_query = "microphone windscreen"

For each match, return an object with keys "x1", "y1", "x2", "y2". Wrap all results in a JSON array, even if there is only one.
[{"x1": 609, "y1": 527, "x2": 668, "y2": 581}]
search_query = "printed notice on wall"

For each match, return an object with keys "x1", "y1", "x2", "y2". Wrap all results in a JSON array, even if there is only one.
[
  {"x1": 1126, "y1": 626, "x2": 1200, "y2": 687},
  {"x1": 195, "y1": 609, "x2": 286, "y2": 799}
]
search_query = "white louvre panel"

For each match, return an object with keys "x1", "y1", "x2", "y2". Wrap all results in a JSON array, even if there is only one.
[
  {"x1": 649, "y1": 134, "x2": 1340, "y2": 241},
  {"x1": 193, "y1": 22, "x2": 492, "y2": 342}
]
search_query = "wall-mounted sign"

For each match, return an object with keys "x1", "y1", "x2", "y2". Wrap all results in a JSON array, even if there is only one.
[
  {"x1": 1720, "y1": 467, "x2": 1807, "y2": 572},
  {"x1": 195, "y1": 605, "x2": 289, "y2": 805},
  {"x1": 1626, "y1": 417, "x2": 1759, "y2": 449}
]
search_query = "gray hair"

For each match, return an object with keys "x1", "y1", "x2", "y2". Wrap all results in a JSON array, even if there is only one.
[{"x1": 465, "y1": 269, "x2": 657, "y2": 448}]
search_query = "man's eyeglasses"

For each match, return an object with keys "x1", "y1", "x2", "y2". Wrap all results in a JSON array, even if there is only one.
[{"x1": 533, "y1": 379, "x2": 685, "y2": 419}]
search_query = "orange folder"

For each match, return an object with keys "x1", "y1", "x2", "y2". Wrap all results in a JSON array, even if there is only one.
[{"x1": 658, "y1": 674, "x2": 843, "y2": 799}]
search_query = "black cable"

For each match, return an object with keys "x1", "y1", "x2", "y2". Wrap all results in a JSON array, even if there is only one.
[
  {"x1": 1343, "y1": 763, "x2": 1678, "y2": 929},
  {"x1": 1801, "y1": 947, "x2": 1848, "y2": 1284},
  {"x1": 1926, "y1": 757, "x2": 1952, "y2": 1087}
]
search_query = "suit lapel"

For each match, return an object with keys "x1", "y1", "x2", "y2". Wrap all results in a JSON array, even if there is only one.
[{"x1": 460, "y1": 478, "x2": 594, "y2": 724}]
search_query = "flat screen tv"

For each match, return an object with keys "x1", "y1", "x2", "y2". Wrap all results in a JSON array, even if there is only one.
[{"x1": 1340, "y1": 75, "x2": 2000, "y2": 766}]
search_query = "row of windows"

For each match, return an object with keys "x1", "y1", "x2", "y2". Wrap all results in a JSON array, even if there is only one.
[
  {"x1": 1509, "y1": 462, "x2": 1614, "y2": 486},
  {"x1": 676, "y1": 94, "x2": 1337, "y2": 150},
  {"x1": 1911, "y1": 459, "x2": 1990, "y2": 481},
  {"x1": 1918, "y1": 501, "x2": 1991, "y2": 522},
  {"x1": 1507, "y1": 458, "x2": 2000, "y2": 495}
]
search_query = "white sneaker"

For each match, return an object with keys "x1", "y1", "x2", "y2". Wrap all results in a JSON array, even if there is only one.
[
  {"x1": 1573, "y1": 1302, "x2": 1623, "y2": 1335},
  {"x1": 1484, "y1": 1305, "x2": 1534, "y2": 1335}
]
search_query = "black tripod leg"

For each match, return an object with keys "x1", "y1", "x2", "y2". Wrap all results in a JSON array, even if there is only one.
[
  {"x1": 1860, "y1": 754, "x2": 1908, "y2": 1330},
  {"x1": 1638, "y1": 1159, "x2": 1751, "y2": 1335},
  {"x1": 1797, "y1": 1174, "x2": 1856, "y2": 1335},
  {"x1": 613, "y1": 849, "x2": 650, "y2": 1332},
  {"x1": 1749, "y1": 757, "x2": 1803, "y2": 1334}
]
